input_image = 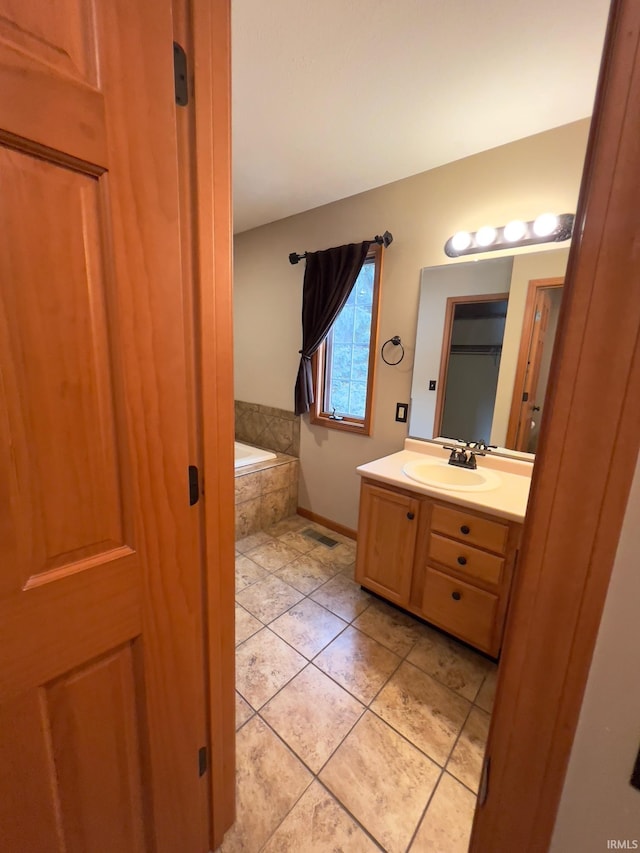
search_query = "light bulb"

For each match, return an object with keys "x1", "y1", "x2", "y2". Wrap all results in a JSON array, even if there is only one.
[
  {"x1": 451, "y1": 231, "x2": 471, "y2": 252},
  {"x1": 476, "y1": 226, "x2": 497, "y2": 247},
  {"x1": 504, "y1": 220, "x2": 527, "y2": 242},
  {"x1": 533, "y1": 213, "x2": 558, "y2": 237}
]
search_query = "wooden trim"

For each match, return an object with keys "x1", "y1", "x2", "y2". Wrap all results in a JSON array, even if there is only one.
[
  {"x1": 187, "y1": 0, "x2": 236, "y2": 847},
  {"x1": 433, "y1": 292, "x2": 510, "y2": 438},
  {"x1": 296, "y1": 506, "x2": 357, "y2": 541},
  {"x1": 470, "y1": 1, "x2": 640, "y2": 849},
  {"x1": 504, "y1": 277, "x2": 564, "y2": 448},
  {"x1": 310, "y1": 244, "x2": 383, "y2": 436}
]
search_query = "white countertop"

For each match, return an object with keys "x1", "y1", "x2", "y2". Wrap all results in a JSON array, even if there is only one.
[{"x1": 356, "y1": 439, "x2": 533, "y2": 523}]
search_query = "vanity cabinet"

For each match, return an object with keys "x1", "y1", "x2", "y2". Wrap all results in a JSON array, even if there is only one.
[
  {"x1": 355, "y1": 479, "x2": 521, "y2": 657},
  {"x1": 355, "y1": 483, "x2": 420, "y2": 606}
]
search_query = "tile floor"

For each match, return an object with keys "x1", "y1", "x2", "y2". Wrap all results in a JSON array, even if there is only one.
[{"x1": 223, "y1": 515, "x2": 498, "y2": 853}]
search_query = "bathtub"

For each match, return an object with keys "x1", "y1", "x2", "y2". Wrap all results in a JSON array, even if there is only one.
[{"x1": 234, "y1": 441, "x2": 277, "y2": 469}]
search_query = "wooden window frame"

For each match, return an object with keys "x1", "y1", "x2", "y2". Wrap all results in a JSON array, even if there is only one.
[{"x1": 310, "y1": 243, "x2": 383, "y2": 435}]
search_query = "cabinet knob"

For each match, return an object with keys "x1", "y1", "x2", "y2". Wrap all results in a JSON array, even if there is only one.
[
  {"x1": 406, "y1": 511, "x2": 415, "y2": 520},
  {"x1": 452, "y1": 591, "x2": 462, "y2": 601},
  {"x1": 460, "y1": 525, "x2": 470, "y2": 535},
  {"x1": 457, "y1": 556, "x2": 467, "y2": 566}
]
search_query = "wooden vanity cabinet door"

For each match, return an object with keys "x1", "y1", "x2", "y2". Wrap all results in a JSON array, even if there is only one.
[{"x1": 355, "y1": 481, "x2": 420, "y2": 606}]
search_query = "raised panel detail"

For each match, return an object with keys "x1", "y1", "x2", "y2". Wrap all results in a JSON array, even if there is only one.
[
  {"x1": 0, "y1": 0, "x2": 97, "y2": 86},
  {"x1": 0, "y1": 691, "x2": 64, "y2": 852},
  {"x1": 0, "y1": 147, "x2": 129, "y2": 591},
  {"x1": 46, "y1": 644, "x2": 147, "y2": 853}
]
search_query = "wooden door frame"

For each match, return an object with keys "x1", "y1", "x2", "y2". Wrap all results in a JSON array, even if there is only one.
[
  {"x1": 173, "y1": 0, "x2": 235, "y2": 848},
  {"x1": 433, "y1": 292, "x2": 509, "y2": 438},
  {"x1": 504, "y1": 276, "x2": 564, "y2": 449},
  {"x1": 470, "y1": 0, "x2": 640, "y2": 849}
]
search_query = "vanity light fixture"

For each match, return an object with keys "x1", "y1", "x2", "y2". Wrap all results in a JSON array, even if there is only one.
[{"x1": 444, "y1": 212, "x2": 574, "y2": 257}]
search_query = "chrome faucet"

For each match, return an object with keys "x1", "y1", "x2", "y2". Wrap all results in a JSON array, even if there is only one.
[{"x1": 443, "y1": 440, "x2": 495, "y2": 470}]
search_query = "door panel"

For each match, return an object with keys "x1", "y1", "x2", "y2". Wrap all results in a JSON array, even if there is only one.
[
  {"x1": 0, "y1": 149, "x2": 126, "y2": 589},
  {"x1": 47, "y1": 644, "x2": 146, "y2": 853},
  {"x1": 0, "y1": 0, "x2": 97, "y2": 84},
  {"x1": 0, "y1": 0, "x2": 207, "y2": 850}
]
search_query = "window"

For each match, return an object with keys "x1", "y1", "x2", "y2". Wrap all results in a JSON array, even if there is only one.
[{"x1": 311, "y1": 244, "x2": 383, "y2": 434}]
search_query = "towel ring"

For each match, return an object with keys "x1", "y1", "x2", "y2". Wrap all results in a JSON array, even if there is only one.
[{"x1": 381, "y1": 336, "x2": 405, "y2": 365}]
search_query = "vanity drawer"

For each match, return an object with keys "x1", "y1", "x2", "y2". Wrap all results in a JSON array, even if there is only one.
[
  {"x1": 428, "y1": 533, "x2": 504, "y2": 588},
  {"x1": 422, "y1": 567, "x2": 498, "y2": 653},
  {"x1": 431, "y1": 504, "x2": 509, "y2": 554}
]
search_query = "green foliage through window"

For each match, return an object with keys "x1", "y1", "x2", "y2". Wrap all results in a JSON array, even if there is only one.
[{"x1": 324, "y1": 259, "x2": 375, "y2": 419}]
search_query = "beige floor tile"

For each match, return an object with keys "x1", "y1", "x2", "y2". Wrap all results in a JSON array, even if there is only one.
[
  {"x1": 406, "y1": 625, "x2": 492, "y2": 701},
  {"x1": 353, "y1": 599, "x2": 424, "y2": 656},
  {"x1": 262, "y1": 780, "x2": 379, "y2": 852},
  {"x1": 410, "y1": 772, "x2": 476, "y2": 852},
  {"x1": 235, "y1": 691, "x2": 253, "y2": 730},
  {"x1": 266, "y1": 515, "x2": 308, "y2": 537},
  {"x1": 314, "y1": 626, "x2": 400, "y2": 704},
  {"x1": 310, "y1": 541, "x2": 357, "y2": 569},
  {"x1": 275, "y1": 554, "x2": 337, "y2": 595},
  {"x1": 276, "y1": 529, "x2": 317, "y2": 553},
  {"x1": 269, "y1": 599, "x2": 347, "y2": 659},
  {"x1": 235, "y1": 530, "x2": 275, "y2": 553},
  {"x1": 475, "y1": 665, "x2": 498, "y2": 713},
  {"x1": 261, "y1": 665, "x2": 365, "y2": 773},
  {"x1": 245, "y1": 538, "x2": 301, "y2": 571},
  {"x1": 320, "y1": 712, "x2": 440, "y2": 853},
  {"x1": 220, "y1": 716, "x2": 312, "y2": 852},
  {"x1": 310, "y1": 573, "x2": 372, "y2": 622},
  {"x1": 235, "y1": 554, "x2": 268, "y2": 593},
  {"x1": 447, "y1": 706, "x2": 490, "y2": 793},
  {"x1": 235, "y1": 628, "x2": 306, "y2": 709},
  {"x1": 371, "y1": 661, "x2": 470, "y2": 766},
  {"x1": 235, "y1": 603, "x2": 262, "y2": 646},
  {"x1": 235, "y1": 574, "x2": 304, "y2": 623}
]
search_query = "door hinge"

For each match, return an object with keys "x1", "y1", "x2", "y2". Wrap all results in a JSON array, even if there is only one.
[
  {"x1": 198, "y1": 746, "x2": 207, "y2": 777},
  {"x1": 478, "y1": 754, "x2": 490, "y2": 806},
  {"x1": 189, "y1": 465, "x2": 199, "y2": 506},
  {"x1": 173, "y1": 41, "x2": 189, "y2": 106}
]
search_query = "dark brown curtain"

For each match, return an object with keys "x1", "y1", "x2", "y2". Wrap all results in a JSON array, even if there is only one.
[{"x1": 294, "y1": 241, "x2": 370, "y2": 415}]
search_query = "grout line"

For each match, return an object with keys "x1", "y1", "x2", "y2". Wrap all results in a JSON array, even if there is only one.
[{"x1": 406, "y1": 766, "x2": 446, "y2": 852}]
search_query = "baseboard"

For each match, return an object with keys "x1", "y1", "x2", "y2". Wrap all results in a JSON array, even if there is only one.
[{"x1": 296, "y1": 506, "x2": 357, "y2": 541}]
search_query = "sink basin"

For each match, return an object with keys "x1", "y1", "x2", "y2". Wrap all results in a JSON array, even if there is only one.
[{"x1": 402, "y1": 459, "x2": 502, "y2": 492}]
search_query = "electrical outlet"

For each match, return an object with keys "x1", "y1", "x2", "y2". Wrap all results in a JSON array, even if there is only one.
[
  {"x1": 395, "y1": 402, "x2": 408, "y2": 423},
  {"x1": 429, "y1": 380, "x2": 437, "y2": 391}
]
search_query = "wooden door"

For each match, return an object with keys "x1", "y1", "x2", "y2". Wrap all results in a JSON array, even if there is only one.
[
  {"x1": 515, "y1": 289, "x2": 551, "y2": 450},
  {"x1": 505, "y1": 277, "x2": 564, "y2": 451},
  {"x1": 355, "y1": 482, "x2": 419, "y2": 605},
  {"x1": 0, "y1": 2, "x2": 208, "y2": 851}
]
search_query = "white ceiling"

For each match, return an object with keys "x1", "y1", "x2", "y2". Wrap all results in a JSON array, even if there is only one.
[{"x1": 231, "y1": 0, "x2": 610, "y2": 234}]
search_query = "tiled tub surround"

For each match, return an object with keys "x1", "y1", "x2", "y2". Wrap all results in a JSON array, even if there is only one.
[
  {"x1": 235, "y1": 454, "x2": 299, "y2": 539},
  {"x1": 235, "y1": 400, "x2": 300, "y2": 457},
  {"x1": 223, "y1": 514, "x2": 498, "y2": 852}
]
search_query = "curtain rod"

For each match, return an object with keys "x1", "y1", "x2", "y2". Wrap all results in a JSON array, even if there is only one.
[{"x1": 288, "y1": 230, "x2": 393, "y2": 265}]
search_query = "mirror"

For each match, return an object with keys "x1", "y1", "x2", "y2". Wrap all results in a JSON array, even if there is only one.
[{"x1": 409, "y1": 247, "x2": 569, "y2": 453}]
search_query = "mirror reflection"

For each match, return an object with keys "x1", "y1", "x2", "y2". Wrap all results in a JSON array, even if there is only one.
[{"x1": 409, "y1": 248, "x2": 569, "y2": 453}]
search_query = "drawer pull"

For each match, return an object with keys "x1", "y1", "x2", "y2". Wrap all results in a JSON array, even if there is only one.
[
  {"x1": 457, "y1": 556, "x2": 467, "y2": 566},
  {"x1": 460, "y1": 525, "x2": 470, "y2": 535},
  {"x1": 407, "y1": 511, "x2": 415, "y2": 520},
  {"x1": 452, "y1": 591, "x2": 462, "y2": 601}
]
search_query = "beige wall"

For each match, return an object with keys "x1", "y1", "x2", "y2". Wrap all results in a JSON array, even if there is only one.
[
  {"x1": 234, "y1": 119, "x2": 589, "y2": 529},
  {"x1": 551, "y1": 452, "x2": 640, "y2": 851}
]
